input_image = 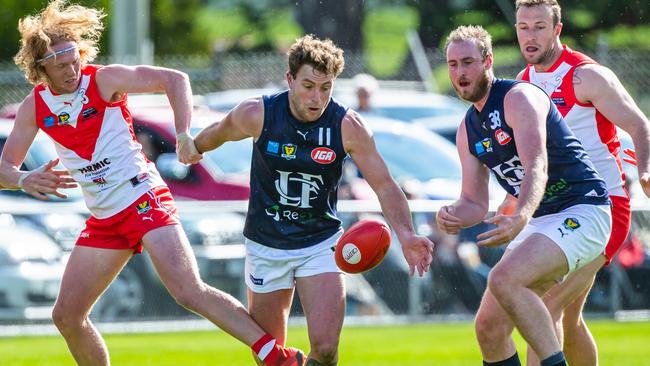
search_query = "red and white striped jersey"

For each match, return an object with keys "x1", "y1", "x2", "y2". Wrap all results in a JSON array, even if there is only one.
[
  {"x1": 522, "y1": 45, "x2": 627, "y2": 198},
  {"x1": 34, "y1": 64, "x2": 165, "y2": 218}
]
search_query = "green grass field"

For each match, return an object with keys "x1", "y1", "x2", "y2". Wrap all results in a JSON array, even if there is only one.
[{"x1": 1, "y1": 320, "x2": 649, "y2": 365}]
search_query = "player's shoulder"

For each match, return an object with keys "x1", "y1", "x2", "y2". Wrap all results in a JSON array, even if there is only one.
[
  {"x1": 574, "y1": 63, "x2": 617, "y2": 85},
  {"x1": 229, "y1": 96, "x2": 265, "y2": 130},
  {"x1": 507, "y1": 81, "x2": 546, "y2": 103},
  {"x1": 341, "y1": 109, "x2": 371, "y2": 136}
]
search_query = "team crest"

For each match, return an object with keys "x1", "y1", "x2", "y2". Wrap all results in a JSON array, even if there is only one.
[
  {"x1": 281, "y1": 144, "x2": 297, "y2": 160},
  {"x1": 136, "y1": 200, "x2": 152, "y2": 214},
  {"x1": 475, "y1": 138, "x2": 493, "y2": 156},
  {"x1": 58, "y1": 112, "x2": 71, "y2": 126},
  {"x1": 562, "y1": 217, "x2": 580, "y2": 231}
]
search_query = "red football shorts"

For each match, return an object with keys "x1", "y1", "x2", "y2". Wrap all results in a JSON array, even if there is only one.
[
  {"x1": 76, "y1": 186, "x2": 180, "y2": 254},
  {"x1": 604, "y1": 194, "x2": 632, "y2": 265}
]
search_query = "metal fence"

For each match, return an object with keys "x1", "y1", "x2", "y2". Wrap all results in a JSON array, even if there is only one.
[{"x1": 1, "y1": 48, "x2": 649, "y2": 114}]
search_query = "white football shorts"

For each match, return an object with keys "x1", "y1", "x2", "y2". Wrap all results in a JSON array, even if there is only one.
[
  {"x1": 507, "y1": 204, "x2": 612, "y2": 274},
  {"x1": 245, "y1": 229, "x2": 344, "y2": 293}
]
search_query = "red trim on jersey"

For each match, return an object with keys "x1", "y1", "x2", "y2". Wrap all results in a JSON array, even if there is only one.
[
  {"x1": 34, "y1": 64, "x2": 111, "y2": 161},
  {"x1": 595, "y1": 109, "x2": 627, "y2": 192}
]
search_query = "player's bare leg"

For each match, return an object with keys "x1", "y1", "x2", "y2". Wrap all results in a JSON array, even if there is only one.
[
  {"x1": 475, "y1": 287, "x2": 518, "y2": 362},
  {"x1": 488, "y1": 234, "x2": 568, "y2": 360},
  {"x1": 143, "y1": 225, "x2": 271, "y2": 345},
  {"x1": 248, "y1": 287, "x2": 296, "y2": 365},
  {"x1": 563, "y1": 258, "x2": 605, "y2": 366},
  {"x1": 53, "y1": 246, "x2": 132, "y2": 366},
  {"x1": 526, "y1": 255, "x2": 604, "y2": 365},
  {"x1": 296, "y1": 272, "x2": 345, "y2": 366}
]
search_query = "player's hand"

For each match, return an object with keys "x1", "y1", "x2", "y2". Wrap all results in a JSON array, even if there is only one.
[
  {"x1": 639, "y1": 172, "x2": 650, "y2": 198},
  {"x1": 496, "y1": 194, "x2": 518, "y2": 216},
  {"x1": 20, "y1": 159, "x2": 77, "y2": 200},
  {"x1": 176, "y1": 131, "x2": 203, "y2": 165},
  {"x1": 436, "y1": 205, "x2": 462, "y2": 234},
  {"x1": 400, "y1": 233, "x2": 434, "y2": 277},
  {"x1": 477, "y1": 213, "x2": 528, "y2": 247}
]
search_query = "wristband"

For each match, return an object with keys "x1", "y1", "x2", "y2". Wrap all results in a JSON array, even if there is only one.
[
  {"x1": 17, "y1": 171, "x2": 31, "y2": 188},
  {"x1": 176, "y1": 131, "x2": 191, "y2": 142}
]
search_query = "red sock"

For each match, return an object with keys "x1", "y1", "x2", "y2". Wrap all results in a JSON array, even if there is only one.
[{"x1": 252, "y1": 334, "x2": 277, "y2": 364}]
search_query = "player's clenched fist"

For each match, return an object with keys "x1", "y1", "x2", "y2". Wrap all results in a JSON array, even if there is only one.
[
  {"x1": 436, "y1": 205, "x2": 462, "y2": 235},
  {"x1": 176, "y1": 131, "x2": 203, "y2": 165}
]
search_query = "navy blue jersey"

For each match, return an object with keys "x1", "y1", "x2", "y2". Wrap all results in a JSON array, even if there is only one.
[
  {"x1": 464, "y1": 79, "x2": 609, "y2": 217},
  {"x1": 243, "y1": 91, "x2": 349, "y2": 249}
]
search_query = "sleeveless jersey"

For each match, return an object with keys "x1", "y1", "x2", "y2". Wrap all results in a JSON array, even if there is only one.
[
  {"x1": 464, "y1": 78, "x2": 609, "y2": 217},
  {"x1": 34, "y1": 64, "x2": 165, "y2": 218},
  {"x1": 243, "y1": 91, "x2": 348, "y2": 249},
  {"x1": 522, "y1": 45, "x2": 626, "y2": 198}
]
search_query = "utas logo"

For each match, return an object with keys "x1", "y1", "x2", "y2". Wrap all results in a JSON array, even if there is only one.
[{"x1": 311, "y1": 147, "x2": 336, "y2": 164}]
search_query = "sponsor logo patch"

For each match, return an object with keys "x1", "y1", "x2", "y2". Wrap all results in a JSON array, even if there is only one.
[
  {"x1": 311, "y1": 147, "x2": 336, "y2": 164},
  {"x1": 266, "y1": 141, "x2": 280, "y2": 154},
  {"x1": 495, "y1": 129, "x2": 511, "y2": 145},
  {"x1": 475, "y1": 138, "x2": 493, "y2": 156},
  {"x1": 44, "y1": 116, "x2": 56, "y2": 128},
  {"x1": 249, "y1": 274, "x2": 264, "y2": 286}
]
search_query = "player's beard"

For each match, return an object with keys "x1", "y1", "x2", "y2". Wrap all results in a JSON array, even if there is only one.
[
  {"x1": 524, "y1": 44, "x2": 556, "y2": 66},
  {"x1": 454, "y1": 71, "x2": 490, "y2": 103}
]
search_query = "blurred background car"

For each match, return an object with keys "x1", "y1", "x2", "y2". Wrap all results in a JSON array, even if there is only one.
[{"x1": 0, "y1": 214, "x2": 66, "y2": 322}]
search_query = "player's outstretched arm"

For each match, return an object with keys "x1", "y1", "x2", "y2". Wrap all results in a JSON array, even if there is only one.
[
  {"x1": 574, "y1": 64, "x2": 650, "y2": 197},
  {"x1": 96, "y1": 64, "x2": 202, "y2": 164},
  {"x1": 194, "y1": 97, "x2": 264, "y2": 154},
  {"x1": 437, "y1": 120, "x2": 491, "y2": 235},
  {"x1": 342, "y1": 111, "x2": 434, "y2": 277},
  {"x1": 0, "y1": 95, "x2": 77, "y2": 199}
]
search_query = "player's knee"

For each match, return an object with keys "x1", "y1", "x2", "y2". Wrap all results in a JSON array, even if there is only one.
[
  {"x1": 486, "y1": 266, "x2": 514, "y2": 299},
  {"x1": 169, "y1": 282, "x2": 204, "y2": 311},
  {"x1": 309, "y1": 338, "x2": 338, "y2": 364},
  {"x1": 475, "y1": 311, "x2": 508, "y2": 346},
  {"x1": 52, "y1": 303, "x2": 85, "y2": 333}
]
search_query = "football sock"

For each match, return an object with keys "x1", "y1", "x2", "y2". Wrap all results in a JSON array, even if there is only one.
[
  {"x1": 252, "y1": 334, "x2": 277, "y2": 363},
  {"x1": 540, "y1": 351, "x2": 567, "y2": 366},
  {"x1": 483, "y1": 352, "x2": 521, "y2": 366}
]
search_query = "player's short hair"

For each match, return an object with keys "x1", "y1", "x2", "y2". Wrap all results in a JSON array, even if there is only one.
[
  {"x1": 445, "y1": 25, "x2": 493, "y2": 61},
  {"x1": 287, "y1": 34, "x2": 345, "y2": 79},
  {"x1": 516, "y1": 0, "x2": 562, "y2": 26},
  {"x1": 14, "y1": 0, "x2": 105, "y2": 85}
]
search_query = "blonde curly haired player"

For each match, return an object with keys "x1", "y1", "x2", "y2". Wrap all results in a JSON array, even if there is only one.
[{"x1": 0, "y1": 1, "x2": 305, "y2": 365}]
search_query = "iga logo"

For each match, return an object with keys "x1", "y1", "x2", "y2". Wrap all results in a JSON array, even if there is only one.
[
  {"x1": 495, "y1": 129, "x2": 511, "y2": 145},
  {"x1": 311, "y1": 147, "x2": 336, "y2": 164}
]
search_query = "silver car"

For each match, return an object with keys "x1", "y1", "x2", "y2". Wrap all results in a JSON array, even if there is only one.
[{"x1": 0, "y1": 214, "x2": 65, "y2": 321}]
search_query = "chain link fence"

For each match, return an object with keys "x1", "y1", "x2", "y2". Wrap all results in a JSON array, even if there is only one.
[{"x1": 1, "y1": 48, "x2": 647, "y2": 114}]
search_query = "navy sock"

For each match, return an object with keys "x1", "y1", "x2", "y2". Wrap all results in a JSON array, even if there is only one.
[
  {"x1": 540, "y1": 351, "x2": 567, "y2": 366},
  {"x1": 483, "y1": 352, "x2": 521, "y2": 366}
]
